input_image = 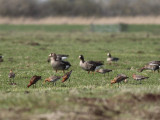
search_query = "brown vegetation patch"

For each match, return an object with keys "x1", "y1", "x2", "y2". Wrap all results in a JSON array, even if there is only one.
[
  {"x1": 137, "y1": 50, "x2": 145, "y2": 54},
  {"x1": 27, "y1": 42, "x2": 40, "y2": 46},
  {"x1": 142, "y1": 93, "x2": 160, "y2": 101},
  {"x1": 76, "y1": 38, "x2": 91, "y2": 43}
]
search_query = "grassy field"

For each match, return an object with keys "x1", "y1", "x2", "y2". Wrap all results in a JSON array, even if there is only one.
[{"x1": 0, "y1": 24, "x2": 160, "y2": 120}]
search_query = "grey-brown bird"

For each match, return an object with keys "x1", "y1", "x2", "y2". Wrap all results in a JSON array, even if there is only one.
[
  {"x1": 27, "y1": 75, "x2": 41, "y2": 88},
  {"x1": 44, "y1": 76, "x2": 61, "y2": 86},
  {"x1": 96, "y1": 68, "x2": 112, "y2": 76},
  {"x1": 79, "y1": 55, "x2": 103, "y2": 74},
  {"x1": 49, "y1": 53, "x2": 71, "y2": 73},
  {"x1": 111, "y1": 74, "x2": 129, "y2": 87},
  {"x1": 8, "y1": 69, "x2": 15, "y2": 84},
  {"x1": 139, "y1": 64, "x2": 159, "y2": 73},
  {"x1": 132, "y1": 74, "x2": 149, "y2": 84}
]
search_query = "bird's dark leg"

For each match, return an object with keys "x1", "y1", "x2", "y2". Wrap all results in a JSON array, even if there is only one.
[
  {"x1": 56, "y1": 70, "x2": 57, "y2": 73},
  {"x1": 9, "y1": 78, "x2": 11, "y2": 84},
  {"x1": 13, "y1": 78, "x2": 14, "y2": 83},
  {"x1": 118, "y1": 83, "x2": 119, "y2": 88}
]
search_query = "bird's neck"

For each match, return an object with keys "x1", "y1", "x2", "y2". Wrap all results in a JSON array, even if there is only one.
[{"x1": 80, "y1": 58, "x2": 85, "y2": 63}]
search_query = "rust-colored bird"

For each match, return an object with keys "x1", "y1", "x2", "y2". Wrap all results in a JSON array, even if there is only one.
[
  {"x1": 132, "y1": 74, "x2": 149, "y2": 84},
  {"x1": 62, "y1": 70, "x2": 72, "y2": 83},
  {"x1": 27, "y1": 75, "x2": 41, "y2": 88},
  {"x1": 111, "y1": 74, "x2": 129, "y2": 87},
  {"x1": 96, "y1": 68, "x2": 112, "y2": 76},
  {"x1": 139, "y1": 64, "x2": 159, "y2": 73},
  {"x1": 8, "y1": 69, "x2": 15, "y2": 84},
  {"x1": 44, "y1": 76, "x2": 61, "y2": 85}
]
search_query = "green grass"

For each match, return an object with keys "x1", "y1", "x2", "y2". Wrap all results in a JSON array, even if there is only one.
[{"x1": 0, "y1": 24, "x2": 160, "y2": 120}]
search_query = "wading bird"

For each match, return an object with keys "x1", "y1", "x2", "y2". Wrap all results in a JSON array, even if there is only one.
[
  {"x1": 44, "y1": 76, "x2": 61, "y2": 85},
  {"x1": 79, "y1": 55, "x2": 103, "y2": 74},
  {"x1": 62, "y1": 70, "x2": 72, "y2": 83},
  {"x1": 96, "y1": 68, "x2": 112, "y2": 76},
  {"x1": 49, "y1": 53, "x2": 71, "y2": 73},
  {"x1": 111, "y1": 74, "x2": 129, "y2": 87},
  {"x1": 132, "y1": 74, "x2": 149, "y2": 84},
  {"x1": 27, "y1": 75, "x2": 41, "y2": 88},
  {"x1": 8, "y1": 69, "x2": 15, "y2": 84},
  {"x1": 139, "y1": 64, "x2": 159, "y2": 73}
]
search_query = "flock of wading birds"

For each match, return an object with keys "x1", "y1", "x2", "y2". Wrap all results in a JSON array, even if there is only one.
[{"x1": 0, "y1": 52, "x2": 160, "y2": 87}]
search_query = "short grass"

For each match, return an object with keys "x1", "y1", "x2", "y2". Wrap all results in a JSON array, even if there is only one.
[{"x1": 0, "y1": 24, "x2": 160, "y2": 120}]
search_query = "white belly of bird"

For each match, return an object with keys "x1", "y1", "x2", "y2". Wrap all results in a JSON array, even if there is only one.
[
  {"x1": 107, "y1": 58, "x2": 112, "y2": 61},
  {"x1": 61, "y1": 57, "x2": 67, "y2": 60},
  {"x1": 95, "y1": 65, "x2": 103, "y2": 70}
]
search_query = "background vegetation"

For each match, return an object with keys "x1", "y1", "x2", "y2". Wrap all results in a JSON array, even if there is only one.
[{"x1": 0, "y1": 0, "x2": 160, "y2": 17}]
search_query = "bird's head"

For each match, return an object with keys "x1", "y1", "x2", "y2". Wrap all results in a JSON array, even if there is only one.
[
  {"x1": 79, "y1": 55, "x2": 84, "y2": 60},
  {"x1": 107, "y1": 53, "x2": 111, "y2": 57}
]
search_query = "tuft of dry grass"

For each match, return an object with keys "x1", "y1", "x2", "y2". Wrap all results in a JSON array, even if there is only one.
[{"x1": 1, "y1": 16, "x2": 160, "y2": 25}]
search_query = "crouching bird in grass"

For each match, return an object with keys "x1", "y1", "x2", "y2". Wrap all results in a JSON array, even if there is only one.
[
  {"x1": 111, "y1": 74, "x2": 129, "y2": 87},
  {"x1": 132, "y1": 74, "x2": 149, "y2": 84},
  {"x1": 8, "y1": 69, "x2": 15, "y2": 85},
  {"x1": 106, "y1": 53, "x2": 119, "y2": 64},
  {"x1": 44, "y1": 76, "x2": 61, "y2": 86},
  {"x1": 62, "y1": 70, "x2": 72, "y2": 83},
  {"x1": 79, "y1": 55, "x2": 103, "y2": 74},
  {"x1": 49, "y1": 53, "x2": 71, "y2": 73},
  {"x1": 27, "y1": 75, "x2": 41, "y2": 88},
  {"x1": 96, "y1": 68, "x2": 112, "y2": 76}
]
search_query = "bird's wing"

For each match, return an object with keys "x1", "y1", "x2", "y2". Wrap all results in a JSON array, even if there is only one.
[{"x1": 88, "y1": 61, "x2": 104, "y2": 66}]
